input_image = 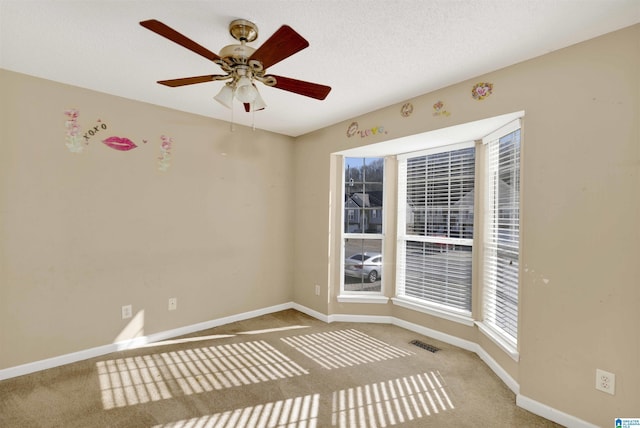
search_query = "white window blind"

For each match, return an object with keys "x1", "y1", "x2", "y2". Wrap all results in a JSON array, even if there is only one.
[
  {"x1": 397, "y1": 143, "x2": 475, "y2": 314},
  {"x1": 483, "y1": 120, "x2": 521, "y2": 344}
]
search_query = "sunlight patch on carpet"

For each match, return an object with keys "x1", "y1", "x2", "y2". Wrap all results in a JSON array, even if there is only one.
[
  {"x1": 280, "y1": 329, "x2": 413, "y2": 369},
  {"x1": 152, "y1": 393, "x2": 320, "y2": 428},
  {"x1": 96, "y1": 340, "x2": 308, "y2": 409},
  {"x1": 332, "y1": 371, "x2": 454, "y2": 427}
]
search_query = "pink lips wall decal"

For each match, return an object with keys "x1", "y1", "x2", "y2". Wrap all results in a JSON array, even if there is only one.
[{"x1": 102, "y1": 136, "x2": 138, "y2": 151}]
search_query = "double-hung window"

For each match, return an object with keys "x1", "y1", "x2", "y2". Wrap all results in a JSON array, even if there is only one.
[
  {"x1": 481, "y1": 121, "x2": 521, "y2": 350},
  {"x1": 342, "y1": 157, "x2": 384, "y2": 292},
  {"x1": 396, "y1": 142, "x2": 476, "y2": 318}
]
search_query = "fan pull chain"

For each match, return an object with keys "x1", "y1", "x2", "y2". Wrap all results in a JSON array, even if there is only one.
[
  {"x1": 230, "y1": 103, "x2": 235, "y2": 132},
  {"x1": 252, "y1": 104, "x2": 256, "y2": 131}
]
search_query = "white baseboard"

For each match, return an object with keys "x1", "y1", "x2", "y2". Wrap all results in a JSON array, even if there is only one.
[
  {"x1": 389, "y1": 317, "x2": 517, "y2": 395},
  {"x1": 391, "y1": 317, "x2": 477, "y2": 353},
  {"x1": 295, "y1": 306, "x2": 520, "y2": 396},
  {"x1": 327, "y1": 314, "x2": 393, "y2": 324},
  {"x1": 291, "y1": 302, "x2": 330, "y2": 323},
  {"x1": 131, "y1": 302, "x2": 295, "y2": 350},
  {"x1": 474, "y1": 343, "x2": 520, "y2": 395},
  {"x1": 294, "y1": 304, "x2": 572, "y2": 426},
  {"x1": 0, "y1": 302, "x2": 594, "y2": 428},
  {"x1": 294, "y1": 305, "x2": 517, "y2": 395},
  {"x1": 0, "y1": 301, "x2": 295, "y2": 381},
  {"x1": 516, "y1": 394, "x2": 599, "y2": 428},
  {"x1": 0, "y1": 343, "x2": 119, "y2": 381}
]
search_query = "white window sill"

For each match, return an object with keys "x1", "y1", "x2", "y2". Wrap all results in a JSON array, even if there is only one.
[
  {"x1": 337, "y1": 294, "x2": 390, "y2": 304},
  {"x1": 391, "y1": 297, "x2": 474, "y2": 326},
  {"x1": 476, "y1": 321, "x2": 519, "y2": 362}
]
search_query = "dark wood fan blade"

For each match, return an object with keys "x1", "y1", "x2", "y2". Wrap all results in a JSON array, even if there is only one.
[
  {"x1": 249, "y1": 25, "x2": 309, "y2": 69},
  {"x1": 140, "y1": 19, "x2": 220, "y2": 62},
  {"x1": 244, "y1": 103, "x2": 251, "y2": 112},
  {"x1": 267, "y1": 75, "x2": 331, "y2": 100},
  {"x1": 157, "y1": 75, "x2": 226, "y2": 87}
]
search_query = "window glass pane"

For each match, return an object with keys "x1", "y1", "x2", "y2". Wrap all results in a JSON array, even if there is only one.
[
  {"x1": 344, "y1": 157, "x2": 384, "y2": 233},
  {"x1": 484, "y1": 126, "x2": 520, "y2": 344},
  {"x1": 398, "y1": 145, "x2": 475, "y2": 313},
  {"x1": 498, "y1": 131, "x2": 520, "y2": 248},
  {"x1": 344, "y1": 238, "x2": 382, "y2": 291},
  {"x1": 406, "y1": 156, "x2": 426, "y2": 235},
  {"x1": 495, "y1": 130, "x2": 520, "y2": 339},
  {"x1": 406, "y1": 148, "x2": 474, "y2": 239}
]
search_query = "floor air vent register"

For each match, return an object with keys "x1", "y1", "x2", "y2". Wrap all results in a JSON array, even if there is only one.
[{"x1": 410, "y1": 340, "x2": 441, "y2": 353}]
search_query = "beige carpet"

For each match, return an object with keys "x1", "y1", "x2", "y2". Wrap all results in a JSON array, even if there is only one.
[{"x1": 0, "y1": 309, "x2": 561, "y2": 427}]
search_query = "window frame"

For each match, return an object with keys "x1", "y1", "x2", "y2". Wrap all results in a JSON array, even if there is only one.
[
  {"x1": 394, "y1": 141, "x2": 476, "y2": 325},
  {"x1": 339, "y1": 156, "x2": 386, "y2": 300},
  {"x1": 477, "y1": 119, "x2": 522, "y2": 360}
]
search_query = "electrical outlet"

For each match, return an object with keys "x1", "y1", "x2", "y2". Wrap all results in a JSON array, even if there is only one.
[
  {"x1": 168, "y1": 297, "x2": 177, "y2": 311},
  {"x1": 315, "y1": 284, "x2": 320, "y2": 296},
  {"x1": 595, "y1": 369, "x2": 615, "y2": 395},
  {"x1": 121, "y1": 305, "x2": 132, "y2": 320}
]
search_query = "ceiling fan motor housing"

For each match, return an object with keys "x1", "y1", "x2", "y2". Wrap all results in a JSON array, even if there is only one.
[
  {"x1": 219, "y1": 19, "x2": 259, "y2": 66},
  {"x1": 219, "y1": 44, "x2": 256, "y2": 64}
]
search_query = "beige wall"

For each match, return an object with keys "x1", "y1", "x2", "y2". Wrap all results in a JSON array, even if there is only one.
[
  {"x1": 0, "y1": 70, "x2": 295, "y2": 368},
  {"x1": 294, "y1": 25, "x2": 639, "y2": 426}
]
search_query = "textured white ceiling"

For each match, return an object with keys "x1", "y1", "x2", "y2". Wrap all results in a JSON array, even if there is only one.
[{"x1": 1, "y1": 1, "x2": 638, "y2": 137}]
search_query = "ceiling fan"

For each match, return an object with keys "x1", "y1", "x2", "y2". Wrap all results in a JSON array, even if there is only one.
[{"x1": 139, "y1": 19, "x2": 331, "y2": 113}]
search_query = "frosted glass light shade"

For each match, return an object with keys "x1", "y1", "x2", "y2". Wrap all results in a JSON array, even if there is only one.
[
  {"x1": 214, "y1": 85, "x2": 234, "y2": 109},
  {"x1": 235, "y1": 76, "x2": 258, "y2": 103},
  {"x1": 252, "y1": 87, "x2": 267, "y2": 111}
]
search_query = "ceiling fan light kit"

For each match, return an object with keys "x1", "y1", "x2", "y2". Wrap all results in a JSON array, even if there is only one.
[
  {"x1": 234, "y1": 75, "x2": 257, "y2": 102},
  {"x1": 213, "y1": 84, "x2": 234, "y2": 109},
  {"x1": 139, "y1": 18, "x2": 331, "y2": 120}
]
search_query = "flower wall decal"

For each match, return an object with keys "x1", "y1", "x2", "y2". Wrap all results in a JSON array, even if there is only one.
[
  {"x1": 158, "y1": 135, "x2": 173, "y2": 171},
  {"x1": 472, "y1": 82, "x2": 494, "y2": 100},
  {"x1": 400, "y1": 102, "x2": 414, "y2": 117},
  {"x1": 64, "y1": 109, "x2": 86, "y2": 153},
  {"x1": 433, "y1": 101, "x2": 451, "y2": 117}
]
